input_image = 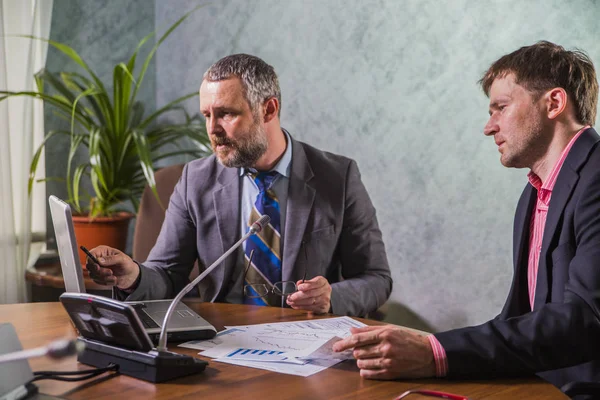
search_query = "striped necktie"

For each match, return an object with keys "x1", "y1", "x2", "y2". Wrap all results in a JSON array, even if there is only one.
[{"x1": 244, "y1": 171, "x2": 282, "y2": 306}]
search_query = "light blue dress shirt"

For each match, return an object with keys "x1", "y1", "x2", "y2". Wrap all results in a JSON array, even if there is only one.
[
  {"x1": 224, "y1": 129, "x2": 292, "y2": 303},
  {"x1": 239, "y1": 129, "x2": 292, "y2": 251}
]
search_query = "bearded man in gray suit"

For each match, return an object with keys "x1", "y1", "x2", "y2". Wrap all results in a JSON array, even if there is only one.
[{"x1": 86, "y1": 54, "x2": 392, "y2": 317}]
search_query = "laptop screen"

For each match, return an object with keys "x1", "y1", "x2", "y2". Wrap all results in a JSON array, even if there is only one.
[{"x1": 49, "y1": 195, "x2": 86, "y2": 294}]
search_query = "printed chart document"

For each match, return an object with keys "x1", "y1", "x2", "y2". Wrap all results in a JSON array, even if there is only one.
[
  {"x1": 226, "y1": 316, "x2": 367, "y2": 332},
  {"x1": 179, "y1": 316, "x2": 365, "y2": 377}
]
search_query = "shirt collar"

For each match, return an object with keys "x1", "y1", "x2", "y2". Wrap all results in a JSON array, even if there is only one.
[{"x1": 527, "y1": 125, "x2": 589, "y2": 199}]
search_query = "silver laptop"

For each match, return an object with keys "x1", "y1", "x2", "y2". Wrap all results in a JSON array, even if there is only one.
[{"x1": 48, "y1": 195, "x2": 216, "y2": 343}]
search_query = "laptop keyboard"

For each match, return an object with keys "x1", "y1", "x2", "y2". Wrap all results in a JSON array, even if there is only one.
[{"x1": 134, "y1": 308, "x2": 160, "y2": 329}]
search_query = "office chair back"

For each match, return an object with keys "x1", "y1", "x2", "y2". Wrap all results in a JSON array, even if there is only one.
[{"x1": 133, "y1": 163, "x2": 186, "y2": 262}]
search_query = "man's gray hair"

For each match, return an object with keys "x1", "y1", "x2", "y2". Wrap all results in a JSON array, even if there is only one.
[{"x1": 203, "y1": 54, "x2": 281, "y2": 117}]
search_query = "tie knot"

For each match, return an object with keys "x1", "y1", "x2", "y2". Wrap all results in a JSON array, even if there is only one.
[{"x1": 252, "y1": 171, "x2": 279, "y2": 192}]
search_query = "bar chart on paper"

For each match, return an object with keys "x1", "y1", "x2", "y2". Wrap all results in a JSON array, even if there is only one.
[{"x1": 224, "y1": 348, "x2": 290, "y2": 362}]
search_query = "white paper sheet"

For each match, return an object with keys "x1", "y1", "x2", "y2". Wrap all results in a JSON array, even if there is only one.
[
  {"x1": 298, "y1": 336, "x2": 354, "y2": 361},
  {"x1": 226, "y1": 316, "x2": 367, "y2": 336},
  {"x1": 200, "y1": 327, "x2": 338, "y2": 359},
  {"x1": 178, "y1": 328, "x2": 246, "y2": 351},
  {"x1": 179, "y1": 317, "x2": 365, "y2": 376}
]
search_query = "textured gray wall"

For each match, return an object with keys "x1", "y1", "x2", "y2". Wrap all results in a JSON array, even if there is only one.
[
  {"x1": 45, "y1": 0, "x2": 156, "y2": 249},
  {"x1": 42, "y1": 0, "x2": 600, "y2": 331},
  {"x1": 155, "y1": 0, "x2": 600, "y2": 331}
]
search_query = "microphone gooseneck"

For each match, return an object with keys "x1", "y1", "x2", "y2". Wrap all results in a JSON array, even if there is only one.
[
  {"x1": 155, "y1": 215, "x2": 270, "y2": 352},
  {"x1": 0, "y1": 339, "x2": 83, "y2": 364}
]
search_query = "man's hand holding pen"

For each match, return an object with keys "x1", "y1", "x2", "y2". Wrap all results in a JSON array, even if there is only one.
[{"x1": 82, "y1": 245, "x2": 140, "y2": 290}]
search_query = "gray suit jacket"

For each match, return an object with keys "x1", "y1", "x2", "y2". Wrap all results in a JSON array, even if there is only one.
[{"x1": 121, "y1": 136, "x2": 392, "y2": 316}]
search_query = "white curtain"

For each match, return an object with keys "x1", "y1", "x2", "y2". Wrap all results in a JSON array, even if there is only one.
[{"x1": 0, "y1": 0, "x2": 53, "y2": 303}]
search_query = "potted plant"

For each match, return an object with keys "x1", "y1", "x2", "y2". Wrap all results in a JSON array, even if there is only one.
[{"x1": 0, "y1": 8, "x2": 211, "y2": 268}]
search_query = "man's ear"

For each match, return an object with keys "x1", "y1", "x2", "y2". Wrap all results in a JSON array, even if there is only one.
[
  {"x1": 545, "y1": 87, "x2": 568, "y2": 120},
  {"x1": 262, "y1": 97, "x2": 279, "y2": 123}
]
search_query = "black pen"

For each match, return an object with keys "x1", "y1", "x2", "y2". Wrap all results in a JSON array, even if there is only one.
[{"x1": 80, "y1": 245, "x2": 101, "y2": 265}]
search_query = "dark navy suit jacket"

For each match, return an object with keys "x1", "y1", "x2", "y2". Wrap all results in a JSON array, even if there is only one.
[{"x1": 435, "y1": 128, "x2": 600, "y2": 390}]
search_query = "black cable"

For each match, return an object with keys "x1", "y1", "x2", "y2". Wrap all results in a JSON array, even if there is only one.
[
  {"x1": 30, "y1": 372, "x2": 106, "y2": 382},
  {"x1": 32, "y1": 369, "x2": 110, "y2": 381},
  {"x1": 33, "y1": 364, "x2": 117, "y2": 376},
  {"x1": 27, "y1": 363, "x2": 119, "y2": 384}
]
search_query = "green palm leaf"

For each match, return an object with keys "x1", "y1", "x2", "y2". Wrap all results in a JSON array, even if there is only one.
[{"x1": 2, "y1": 7, "x2": 212, "y2": 217}]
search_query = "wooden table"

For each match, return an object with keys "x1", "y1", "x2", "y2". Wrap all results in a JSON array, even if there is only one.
[
  {"x1": 0, "y1": 301, "x2": 567, "y2": 400},
  {"x1": 25, "y1": 261, "x2": 112, "y2": 302}
]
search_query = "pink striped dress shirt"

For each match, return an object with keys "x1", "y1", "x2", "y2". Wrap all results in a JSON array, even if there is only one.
[
  {"x1": 526, "y1": 126, "x2": 587, "y2": 308},
  {"x1": 427, "y1": 126, "x2": 589, "y2": 377}
]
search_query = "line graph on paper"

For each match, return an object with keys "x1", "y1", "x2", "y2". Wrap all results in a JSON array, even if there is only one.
[
  {"x1": 251, "y1": 332, "x2": 321, "y2": 351},
  {"x1": 258, "y1": 328, "x2": 331, "y2": 340},
  {"x1": 248, "y1": 328, "x2": 337, "y2": 352},
  {"x1": 251, "y1": 336, "x2": 308, "y2": 351},
  {"x1": 260, "y1": 316, "x2": 366, "y2": 333}
]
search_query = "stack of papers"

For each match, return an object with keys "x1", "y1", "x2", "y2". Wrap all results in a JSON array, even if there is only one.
[{"x1": 178, "y1": 316, "x2": 366, "y2": 377}]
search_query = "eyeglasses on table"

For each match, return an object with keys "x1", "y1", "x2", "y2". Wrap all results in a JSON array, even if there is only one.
[{"x1": 243, "y1": 248, "x2": 308, "y2": 298}]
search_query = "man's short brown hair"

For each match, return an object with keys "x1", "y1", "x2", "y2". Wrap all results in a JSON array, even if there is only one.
[{"x1": 480, "y1": 41, "x2": 598, "y2": 126}]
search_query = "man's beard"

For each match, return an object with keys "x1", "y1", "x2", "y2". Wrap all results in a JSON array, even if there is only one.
[{"x1": 212, "y1": 123, "x2": 268, "y2": 168}]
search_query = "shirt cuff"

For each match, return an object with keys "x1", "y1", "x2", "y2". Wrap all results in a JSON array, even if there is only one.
[
  {"x1": 427, "y1": 334, "x2": 449, "y2": 377},
  {"x1": 120, "y1": 262, "x2": 142, "y2": 294}
]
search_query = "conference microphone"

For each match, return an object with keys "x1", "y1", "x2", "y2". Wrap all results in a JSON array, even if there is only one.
[
  {"x1": 0, "y1": 338, "x2": 84, "y2": 365},
  {"x1": 0, "y1": 323, "x2": 86, "y2": 400},
  {"x1": 156, "y1": 214, "x2": 270, "y2": 352}
]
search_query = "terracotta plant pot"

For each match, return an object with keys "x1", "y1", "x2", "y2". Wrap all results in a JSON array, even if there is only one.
[{"x1": 72, "y1": 212, "x2": 134, "y2": 269}]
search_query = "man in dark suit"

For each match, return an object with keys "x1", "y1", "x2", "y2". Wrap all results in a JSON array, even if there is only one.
[
  {"x1": 86, "y1": 54, "x2": 392, "y2": 317},
  {"x1": 334, "y1": 41, "x2": 600, "y2": 391}
]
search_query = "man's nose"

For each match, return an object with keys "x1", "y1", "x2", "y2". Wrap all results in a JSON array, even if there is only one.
[
  {"x1": 207, "y1": 117, "x2": 222, "y2": 135},
  {"x1": 483, "y1": 117, "x2": 498, "y2": 136}
]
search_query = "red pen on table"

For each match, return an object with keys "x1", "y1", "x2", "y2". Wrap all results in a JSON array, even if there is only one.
[{"x1": 394, "y1": 389, "x2": 470, "y2": 400}]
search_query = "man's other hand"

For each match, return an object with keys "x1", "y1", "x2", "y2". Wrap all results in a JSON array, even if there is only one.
[{"x1": 332, "y1": 325, "x2": 436, "y2": 379}]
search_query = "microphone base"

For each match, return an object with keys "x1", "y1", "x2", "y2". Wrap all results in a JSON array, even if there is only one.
[{"x1": 77, "y1": 338, "x2": 207, "y2": 383}]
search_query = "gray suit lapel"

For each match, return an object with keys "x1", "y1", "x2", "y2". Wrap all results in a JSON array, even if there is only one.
[
  {"x1": 282, "y1": 140, "x2": 315, "y2": 284},
  {"x1": 210, "y1": 165, "x2": 241, "y2": 300}
]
